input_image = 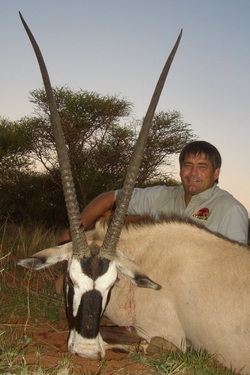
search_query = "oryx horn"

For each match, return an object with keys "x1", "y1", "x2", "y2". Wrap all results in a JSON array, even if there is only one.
[
  {"x1": 101, "y1": 30, "x2": 183, "y2": 256},
  {"x1": 19, "y1": 12, "x2": 89, "y2": 257}
]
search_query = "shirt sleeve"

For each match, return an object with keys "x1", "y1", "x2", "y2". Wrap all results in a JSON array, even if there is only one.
[
  {"x1": 115, "y1": 186, "x2": 166, "y2": 217},
  {"x1": 217, "y1": 204, "x2": 249, "y2": 244}
]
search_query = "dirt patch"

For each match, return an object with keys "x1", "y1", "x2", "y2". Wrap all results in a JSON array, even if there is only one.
[
  {"x1": 1, "y1": 314, "x2": 159, "y2": 374},
  {"x1": 0, "y1": 267, "x2": 161, "y2": 374}
]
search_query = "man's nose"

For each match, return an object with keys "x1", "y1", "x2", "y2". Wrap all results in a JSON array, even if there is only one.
[{"x1": 189, "y1": 166, "x2": 198, "y2": 175}]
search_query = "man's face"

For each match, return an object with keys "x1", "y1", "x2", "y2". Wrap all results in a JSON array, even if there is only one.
[{"x1": 180, "y1": 153, "x2": 220, "y2": 198}]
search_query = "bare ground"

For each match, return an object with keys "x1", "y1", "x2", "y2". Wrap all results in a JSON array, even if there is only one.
[{"x1": 0, "y1": 267, "x2": 160, "y2": 374}]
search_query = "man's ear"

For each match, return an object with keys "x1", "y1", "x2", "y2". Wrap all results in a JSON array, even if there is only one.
[{"x1": 214, "y1": 167, "x2": 220, "y2": 181}]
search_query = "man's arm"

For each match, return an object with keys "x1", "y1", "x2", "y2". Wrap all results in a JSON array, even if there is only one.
[
  {"x1": 59, "y1": 191, "x2": 116, "y2": 244},
  {"x1": 218, "y1": 204, "x2": 249, "y2": 244}
]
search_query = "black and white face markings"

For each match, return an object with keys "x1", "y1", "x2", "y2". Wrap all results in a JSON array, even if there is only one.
[{"x1": 66, "y1": 254, "x2": 117, "y2": 358}]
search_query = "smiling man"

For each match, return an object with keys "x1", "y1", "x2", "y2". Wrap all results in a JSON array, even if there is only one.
[
  {"x1": 179, "y1": 141, "x2": 221, "y2": 204},
  {"x1": 60, "y1": 141, "x2": 249, "y2": 245}
]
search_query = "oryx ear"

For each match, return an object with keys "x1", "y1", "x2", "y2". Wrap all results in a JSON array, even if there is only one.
[
  {"x1": 116, "y1": 251, "x2": 161, "y2": 290},
  {"x1": 17, "y1": 243, "x2": 72, "y2": 270}
]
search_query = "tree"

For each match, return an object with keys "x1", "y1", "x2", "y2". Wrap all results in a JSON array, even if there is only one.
[
  {"x1": 25, "y1": 87, "x2": 194, "y2": 204},
  {"x1": 0, "y1": 87, "x2": 195, "y2": 226},
  {"x1": 135, "y1": 110, "x2": 193, "y2": 185},
  {"x1": 0, "y1": 170, "x2": 67, "y2": 227},
  {"x1": 0, "y1": 117, "x2": 34, "y2": 180},
  {"x1": 22, "y1": 87, "x2": 132, "y2": 201}
]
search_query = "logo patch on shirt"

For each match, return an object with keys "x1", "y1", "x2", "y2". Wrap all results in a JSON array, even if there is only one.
[{"x1": 193, "y1": 207, "x2": 210, "y2": 221}]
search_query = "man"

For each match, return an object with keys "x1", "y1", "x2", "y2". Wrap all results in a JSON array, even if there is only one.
[{"x1": 60, "y1": 141, "x2": 249, "y2": 245}]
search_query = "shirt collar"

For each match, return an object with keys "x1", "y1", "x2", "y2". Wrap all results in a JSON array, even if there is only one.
[{"x1": 180, "y1": 184, "x2": 218, "y2": 205}]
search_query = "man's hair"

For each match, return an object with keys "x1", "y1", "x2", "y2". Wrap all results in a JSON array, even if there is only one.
[{"x1": 179, "y1": 141, "x2": 222, "y2": 171}]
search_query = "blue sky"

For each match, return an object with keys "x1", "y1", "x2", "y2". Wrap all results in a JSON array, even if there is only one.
[{"x1": 1, "y1": 1, "x2": 250, "y2": 213}]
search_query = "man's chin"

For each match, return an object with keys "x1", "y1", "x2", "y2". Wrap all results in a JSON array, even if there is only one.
[{"x1": 186, "y1": 187, "x2": 202, "y2": 195}]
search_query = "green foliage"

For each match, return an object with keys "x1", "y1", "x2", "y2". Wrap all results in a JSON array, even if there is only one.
[
  {"x1": 0, "y1": 117, "x2": 35, "y2": 179},
  {"x1": 0, "y1": 171, "x2": 67, "y2": 227},
  {"x1": 136, "y1": 110, "x2": 193, "y2": 185},
  {"x1": 0, "y1": 117, "x2": 33, "y2": 158},
  {"x1": 0, "y1": 87, "x2": 195, "y2": 227}
]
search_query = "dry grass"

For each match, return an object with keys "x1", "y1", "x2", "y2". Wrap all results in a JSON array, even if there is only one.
[{"x1": 0, "y1": 221, "x2": 61, "y2": 257}]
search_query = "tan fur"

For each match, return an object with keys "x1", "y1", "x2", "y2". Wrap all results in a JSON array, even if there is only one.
[
  {"x1": 88, "y1": 218, "x2": 250, "y2": 374},
  {"x1": 19, "y1": 217, "x2": 250, "y2": 373}
]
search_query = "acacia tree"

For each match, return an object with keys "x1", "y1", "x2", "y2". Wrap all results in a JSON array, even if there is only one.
[
  {"x1": 135, "y1": 110, "x2": 193, "y2": 185},
  {"x1": 0, "y1": 117, "x2": 34, "y2": 176},
  {"x1": 24, "y1": 87, "x2": 194, "y2": 203},
  {"x1": 21, "y1": 87, "x2": 132, "y2": 203},
  {"x1": 0, "y1": 87, "x2": 195, "y2": 226}
]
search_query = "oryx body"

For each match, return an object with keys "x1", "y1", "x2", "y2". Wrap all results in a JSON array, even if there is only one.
[
  {"x1": 19, "y1": 217, "x2": 250, "y2": 374},
  {"x1": 103, "y1": 219, "x2": 250, "y2": 375}
]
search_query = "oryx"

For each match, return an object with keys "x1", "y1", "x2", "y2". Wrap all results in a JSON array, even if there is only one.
[{"x1": 17, "y1": 12, "x2": 181, "y2": 360}]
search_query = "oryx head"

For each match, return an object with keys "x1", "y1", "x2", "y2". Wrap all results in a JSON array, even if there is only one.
[{"x1": 17, "y1": 12, "x2": 182, "y2": 359}]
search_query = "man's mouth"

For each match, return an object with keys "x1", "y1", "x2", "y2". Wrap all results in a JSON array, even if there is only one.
[{"x1": 188, "y1": 179, "x2": 200, "y2": 183}]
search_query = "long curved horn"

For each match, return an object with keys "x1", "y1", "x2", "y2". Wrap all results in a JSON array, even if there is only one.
[
  {"x1": 19, "y1": 12, "x2": 89, "y2": 257},
  {"x1": 101, "y1": 30, "x2": 183, "y2": 255}
]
